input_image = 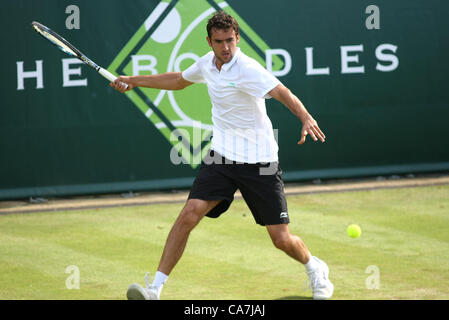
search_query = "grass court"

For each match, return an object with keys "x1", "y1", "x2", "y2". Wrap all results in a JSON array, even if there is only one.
[{"x1": 0, "y1": 184, "x2": 448, "y2": 300}]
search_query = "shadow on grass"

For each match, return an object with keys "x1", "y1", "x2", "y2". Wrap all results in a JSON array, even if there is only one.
[{"x1": 275, "y1": 296, "x2": 313, "y2": 300}]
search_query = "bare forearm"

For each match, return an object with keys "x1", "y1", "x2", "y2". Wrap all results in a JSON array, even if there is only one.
[
  {"x1": 110, "y1": 72, "x2": 193, "y2": 93},
  {"x1": 269, "y1": 84, "x2": 326, "y2": 144},
  {"x1": 285, "y1": 91, "x2": 313, "y2": 122},
  {"x1": 129, "y1": 72, "x2": 187, "y2": 90},
  {"x1": 271, "y1": 85, "x2": 312, "y2": 122}
]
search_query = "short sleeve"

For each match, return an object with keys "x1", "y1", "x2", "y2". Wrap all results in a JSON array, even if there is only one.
[
  {"x1": 239, "y1": 61, "x2": 281, "y2": 99},
  {"x1": 182, "y1": 61, "x2": 206, "y2": 84}
]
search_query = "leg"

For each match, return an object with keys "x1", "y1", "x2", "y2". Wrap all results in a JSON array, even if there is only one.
[
  {"x1": 267, "y1": 224, "x2": 334, "y2": 299},
  {"x1": 157, "y1": 198, "x2": 221, "y2": 275},
  {"x1": 266, "y1": 224, "x2": 311, "y2": 264}
]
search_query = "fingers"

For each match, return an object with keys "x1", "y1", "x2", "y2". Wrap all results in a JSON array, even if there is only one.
[
  {"x1": 297, "y1": 130, "x2": 307, "y2": 145},
  {"x1": 110, "y1": 77, "x2": 131, "y2": 93},
  {"x1": 113, "y1": 80, "x2": 128, "y2": 93},
  {"x1": 312, "y1": 125, "x2": 326, "y2": 142},
  {"x1": 297, "y1": 125, "x2": 326, "y2": 145}
]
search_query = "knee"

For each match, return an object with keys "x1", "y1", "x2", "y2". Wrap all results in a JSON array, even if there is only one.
[
  {"x1": 177, "y1": 201, "x2": 205, "y2": 230},
  {"x1": 271, "y1": 234, "x2": 291, "y2": 251}
]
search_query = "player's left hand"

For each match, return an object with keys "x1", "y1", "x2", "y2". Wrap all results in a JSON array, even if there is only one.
[{"x1": 298, "y1": 116, "x2": 326, "y2": 145}]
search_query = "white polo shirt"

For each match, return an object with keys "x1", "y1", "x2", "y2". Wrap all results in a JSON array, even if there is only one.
[{"x1": 182, "y1": 48, "x2": 281, "y2": 163}]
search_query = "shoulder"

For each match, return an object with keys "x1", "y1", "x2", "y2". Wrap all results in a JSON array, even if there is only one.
[
  {"x1": 234, "y1": 49, "x2": 281, "y2": 98},
  {"x1": 238, "y1": 51, "x2": 267, "y2": 72},
  {"x1": 196, "y1": 51, "x2": 215, "y2": 67},
  {"x1": 237, "y1": 51, "x2": 273, "y2": 78},
  {"x1": 238, "y1": 50, "x2": 260, "y2": 65}
]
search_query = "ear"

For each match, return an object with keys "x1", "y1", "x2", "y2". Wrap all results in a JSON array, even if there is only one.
[
  {"x1": 236, "y1": 33, "x2": 240, "y2": 44},
  {"x1": 206, "y1": 36, "x2": 212, "y2": 47}
]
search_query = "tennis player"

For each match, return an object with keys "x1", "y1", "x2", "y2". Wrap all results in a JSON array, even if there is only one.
[{"x1": 111, "y1": 11, "x2": 333, "y2": 300}]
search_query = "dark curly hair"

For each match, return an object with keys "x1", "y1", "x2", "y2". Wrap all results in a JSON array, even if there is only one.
[{"x1": 206, "y1": 11, "x2": 239, "y2": 38}]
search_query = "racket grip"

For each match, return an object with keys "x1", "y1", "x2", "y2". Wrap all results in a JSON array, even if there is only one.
[{"x1": 99, "y1": 68, "x2": 129, "y2": 89}]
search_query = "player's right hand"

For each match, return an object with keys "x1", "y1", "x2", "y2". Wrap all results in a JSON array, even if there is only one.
[{"x1": 110, "y1": 76, "x2": 134, "y2": 93}]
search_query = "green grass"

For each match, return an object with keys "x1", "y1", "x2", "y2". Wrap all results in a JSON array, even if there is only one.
[{"x1": 0, "y1": 185, "x2": 448, "y2": 300}]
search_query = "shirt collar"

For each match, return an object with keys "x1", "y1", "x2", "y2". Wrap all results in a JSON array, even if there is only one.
[{"x1": 210, "y1": 47, "x2": 241, "y2": 71}]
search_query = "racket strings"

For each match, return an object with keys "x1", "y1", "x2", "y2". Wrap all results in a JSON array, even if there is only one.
[{"x1": 32, "y1": 22, "x2": 78, "y2": 57}]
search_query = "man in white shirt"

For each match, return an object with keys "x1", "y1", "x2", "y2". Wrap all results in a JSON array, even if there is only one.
[{"x1": 111, "y1": 11, "x2": 333, "y2": 300}]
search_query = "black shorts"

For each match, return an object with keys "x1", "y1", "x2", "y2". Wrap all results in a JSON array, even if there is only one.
[{"x1": 188, "y1": 151, "x2": 289, "y2": 226}]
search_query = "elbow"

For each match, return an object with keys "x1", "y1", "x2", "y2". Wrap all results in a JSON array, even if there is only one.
[
  {"x1": 173, "y1": 73, "x2": 190, "y2": 90},
  {"x1": 277, "y1": 87, "x2": 294, "y2": 104},
  {"x1": 174, "y1": 83, "x2": 188, "y2": 91},
  {"x1": 283, "y1": 87, "x2": 293, "y2": 99},
  {"x1": 270, "y1": 84, "x2": 292, "y2": 102}
]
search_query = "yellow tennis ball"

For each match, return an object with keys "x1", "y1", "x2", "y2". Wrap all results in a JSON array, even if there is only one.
[{"x1": 347, "y1": 224, "x2": 362, "y2": 238}]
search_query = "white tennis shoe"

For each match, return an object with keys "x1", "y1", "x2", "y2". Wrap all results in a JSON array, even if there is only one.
[
  {"x1": 306, "y1": 256, "x2": 334, "y2": 300},
  {"x1": 126, "y1": 273, "x2": 160, "y2": 300}
]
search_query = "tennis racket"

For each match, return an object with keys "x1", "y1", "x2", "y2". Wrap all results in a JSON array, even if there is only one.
[{"x1": 31, "y1": 21, "x2": 127, "y2": 89}]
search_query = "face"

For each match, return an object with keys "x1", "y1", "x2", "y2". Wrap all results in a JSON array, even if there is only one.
[{"x1": 207, "y1": 28, "x2": 240, "y2": 69}]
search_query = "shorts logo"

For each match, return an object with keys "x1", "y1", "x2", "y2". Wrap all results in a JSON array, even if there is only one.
[
  {"x1": 108, "y1": 0, "x2": 284, "y2": 169},
  {"x1": 280, "y1": 212, "x2": 288, "y2": 219}
]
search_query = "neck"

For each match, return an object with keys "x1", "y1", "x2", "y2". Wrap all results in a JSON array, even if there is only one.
[{"x1": 215, "y1": 57, "x2": 225, "y2": 71}]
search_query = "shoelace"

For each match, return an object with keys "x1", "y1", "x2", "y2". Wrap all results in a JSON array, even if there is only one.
[
  {"x1": 143, "y1": 272, "x2": 161, "y2": 300},
  {"x1": 144, "y1": 272, "x2": 153, "y2": 289},
  {"x1": 144, "y1": 272, "x2": 159, "y2": 292},
  {"x1": 306, "y1": 269, "x2": 326, "y2": 290}
]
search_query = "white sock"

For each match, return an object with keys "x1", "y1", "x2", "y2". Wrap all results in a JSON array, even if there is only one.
[
  {"x1": 304, "y1": 253, "x2": 318, "y2": 272},
  {"x1": 152, "y1": 271, "x2": 168, "y2": 289}
]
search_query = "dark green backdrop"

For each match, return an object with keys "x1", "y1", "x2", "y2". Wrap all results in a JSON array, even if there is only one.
[{"x1": 1, "y1": 0, "x2": 448, "y2": 199}]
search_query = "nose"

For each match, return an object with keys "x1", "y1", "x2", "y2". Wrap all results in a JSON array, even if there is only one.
[{"x1": 222, "y1": 42, "x2": 229, "y2": 51}]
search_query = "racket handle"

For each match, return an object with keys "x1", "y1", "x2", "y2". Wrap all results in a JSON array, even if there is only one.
[{"x1": 99, "y1": 68, "x2": 129, "y2": 89}]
